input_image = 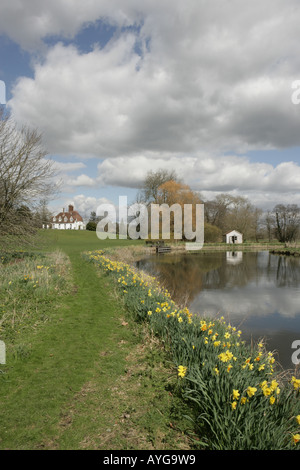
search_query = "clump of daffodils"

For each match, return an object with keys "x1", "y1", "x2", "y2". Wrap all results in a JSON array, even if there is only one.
[{"x1": 86, "y1": 249, "x2": 300, "y2": 450}]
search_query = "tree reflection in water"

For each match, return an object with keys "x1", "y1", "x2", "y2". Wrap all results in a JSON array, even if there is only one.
[{"x1": 137, "y1": 251, "x2": 300, "y2": 370}]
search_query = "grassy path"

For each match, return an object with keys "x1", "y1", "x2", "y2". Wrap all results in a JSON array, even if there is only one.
[{"x1": 0, "y1": 235, "x2": 192, "y2": 450}]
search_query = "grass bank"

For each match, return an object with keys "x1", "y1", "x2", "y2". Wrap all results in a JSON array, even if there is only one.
[
  {"x1": 85, "y1": 247, "x2": 300, "y2": 450},
  {"x1": 270, "y1": 246, "x2": 300, "y2": 256},
  {"x1": 1, "y1": 230, "x2": 300, "y2": 450},
  {"x1": 0, "y1": 232, "x2": 194, "y2": 450}
]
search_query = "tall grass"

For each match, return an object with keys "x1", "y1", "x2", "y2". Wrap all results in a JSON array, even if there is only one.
[
  {"x1": 85, "y1": 249, "x2": 300, "y2": 450},
  {"x1": 0, "y1": 250, "x2": 70, "y2": 348}
]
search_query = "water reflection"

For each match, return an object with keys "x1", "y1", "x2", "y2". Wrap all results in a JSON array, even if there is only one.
[
  {"x1": 226, "y1": 251, "x2": 243, "y2": 264},
  {"x1": 137, "y1": 251, "x2": 300, "y2": 370}
]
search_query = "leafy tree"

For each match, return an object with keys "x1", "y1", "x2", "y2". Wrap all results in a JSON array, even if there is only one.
[
  {"x1": 89, "y1": 211, "x2": 98, "y2": 222},
  {"x1": 86, "y1": 221, "x2": 97, "y2": 231},
  {"x1": 204, "y1": 223, "x2": 222, "y2": 242},
  {"x1": 152, "y1": 180, "x2": 202, "y2": 240}
]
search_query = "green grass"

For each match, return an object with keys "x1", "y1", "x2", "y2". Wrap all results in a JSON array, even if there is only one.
[
  {"x1": 0, "y1": 231, "x2": 193, "y2": 450},
  {"x1": 2, "y1": 230, "x2": 298, "y2": 450},
  {"x1": 86, "y1": 249, "x2": 300, "y2": 450}
]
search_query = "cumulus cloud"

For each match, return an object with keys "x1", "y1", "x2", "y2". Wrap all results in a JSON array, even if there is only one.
[
  {"x1": 50, "y1": 194, "x2": 116, "y2": 219},
  {"x1": 7, "y1": 0, "x2": 300, "y2": 158},
  {"x1": 52, "y1": 161, "x2": 87, "y2": 172},
  {"x1": 71, "y1": 194, "x2": 115, "y2": 219},
  {"x1": 95, "y1": 154, "x2": 300, "y2": 208},
  {"x1": 0, "y1": 0, "x2": 135, "y2": 50},
  {"x1": 65, "y1": 174, "x2": 97, "y2": 188},
  {"x1": 3, "y1": 0, "x2": 300, "y2": 209},
  {"x1": 95, "y1": 154, "x2": 300, "y2": 191}
]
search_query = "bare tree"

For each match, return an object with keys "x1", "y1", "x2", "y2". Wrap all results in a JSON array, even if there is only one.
[
  {"x1": 273, "y1": 204, "x2": 300, "y2": 243},
  {"x1": 137, "y1": 168, "x2": 180, "y2": 205},
  {"x1": 264, "y1": 210, "x2": 274, "y2": 242},
  {"x1": 0, "y1": 109, "x2": 58, "y2": 245},
  {"x1": 204, "y1": 193, "x2": 262, "y2": 240},
  {"x1": 34, "y1": 198, "x2": 53, "y2": 228}
]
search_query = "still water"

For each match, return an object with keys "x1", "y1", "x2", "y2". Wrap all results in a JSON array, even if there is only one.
[{"x1": 137, "y1": 250, "x2": 300, "y2": 370}]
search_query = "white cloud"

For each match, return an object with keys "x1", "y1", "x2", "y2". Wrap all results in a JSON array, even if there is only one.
[
  {"x1": 95, "y1": 154, "x2": 300, "y2": 209},
  {"x1": 0, "y1": 0, "x2": 133, "y2": 50},
  {"x1": 72, "y1": 194, "x2": 115, "y2": 218},
  {"x1": 95, "y1": 154, "x2": 300, "y2": 192},
  {"x1": 3, "y1": 0, "x2": 300, "y2": 209},
  {"x1": 65, "y1": 174, "x2": 97, "y2": 188},
  {"x1": 53, "y1": 161, "x2": 86, "y2": 172},
  {"x1": 7, "y1": 0, "x2": 300, "y2": 159}
]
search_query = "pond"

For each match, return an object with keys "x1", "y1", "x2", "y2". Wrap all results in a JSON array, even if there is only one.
[{"x1": 137, "y1": 250, "x2": 300, "y2": 370}]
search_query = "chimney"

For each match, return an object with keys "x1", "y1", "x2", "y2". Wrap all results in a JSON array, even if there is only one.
[{"x1": 68, "y1": 204, "x2": 74, "y2": 213}]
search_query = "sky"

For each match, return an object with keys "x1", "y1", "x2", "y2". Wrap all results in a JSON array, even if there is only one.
[{"x1": 1, "y1": 0, "x2": 300, "y2": 220}]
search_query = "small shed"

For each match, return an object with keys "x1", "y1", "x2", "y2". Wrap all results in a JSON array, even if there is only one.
[{"x1": 223, "y1": 230, "x2": 243, "y2": 244}]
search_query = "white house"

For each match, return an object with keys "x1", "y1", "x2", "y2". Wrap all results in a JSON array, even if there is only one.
[
  {"x1": 51, "y1": 205, "x2": 85, "y2": 230},
  {"x1": 223, "y1": 230, "x2": 243, "y2": 244}
]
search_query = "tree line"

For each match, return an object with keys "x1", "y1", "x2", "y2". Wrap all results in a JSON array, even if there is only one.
[
  {"x1": 1, "y1": 107, "x2": 299, "y2": 245},
  {"x1": 86, "y1": 168, "x2": 300, "y2": 243}
]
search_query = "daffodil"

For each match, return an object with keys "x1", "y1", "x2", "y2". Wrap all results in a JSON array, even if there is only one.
[
  {"x1": 218, "y1": 350, "x2": 233, "y2": 363},
  {"x1": 247, "y1": 386, "x2": 257, "y2": 398},
  {"x1": 292, "y1": 434, "x2": 300, "y2": 445},
  {"x1": 178, "y1": 365, "x2": 187, "y2": 378},
  {"x1": 262, "y1": 386, "x2": 271, "y2": 397},
  {"x1": 291, "y1": 376, "x2": 300, "y2": 390}
]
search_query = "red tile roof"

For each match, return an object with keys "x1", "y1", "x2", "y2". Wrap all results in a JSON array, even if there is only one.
[{"x1": 52, "y1": 205, "x2": 83, "y2": 223}]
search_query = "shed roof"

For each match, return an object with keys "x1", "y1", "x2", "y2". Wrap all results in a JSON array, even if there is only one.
[{"x1": 224, "y1": 230, "x2": 243, "y2": 235}]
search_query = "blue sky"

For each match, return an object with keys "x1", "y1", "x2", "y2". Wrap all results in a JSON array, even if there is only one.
[{"x1": 1, "y1": 0, "x2": 300, "y2": 219}]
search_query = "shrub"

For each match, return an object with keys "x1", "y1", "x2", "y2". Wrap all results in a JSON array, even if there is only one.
[
  {"x1": 86, "y1": 221, "x2": 97, "y2": 231},
  {"x1": 204, "y1": 223, "x2": 222, "y2": 242}
]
